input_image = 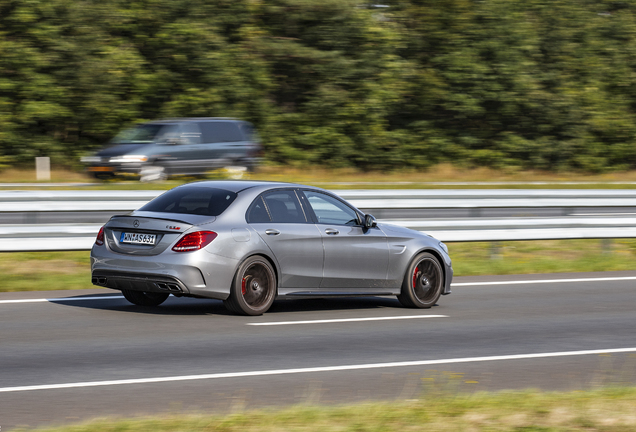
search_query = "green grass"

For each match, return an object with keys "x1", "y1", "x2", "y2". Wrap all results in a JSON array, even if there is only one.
[
  {"x1": 6, "y1": 164, "x2": 636, "y2": 189},
  {"x1": 20, "y1": 386, "x2": 636, "y2": 432},
  {"x1": 0, "y1": 251, "x2": 90, "y2": 292},
  {"x1": 1, "y1": 239, "x2": 635, "y2": 292},
  {"x1": 450, "y1": 238, "x2": 636, "y2": 276}
]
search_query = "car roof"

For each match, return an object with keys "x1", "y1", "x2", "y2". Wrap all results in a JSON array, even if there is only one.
[
  {"x1": 175, "y1": 180, "x2": 319, "y2": 194},
  {"x1": 145, "y1": 118, "x2": 244, "y2": 124}
]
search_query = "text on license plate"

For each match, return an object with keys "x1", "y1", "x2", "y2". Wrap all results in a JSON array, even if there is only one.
[{"x1": 120, "y1": 232, "x2": 156, "y2": 245}]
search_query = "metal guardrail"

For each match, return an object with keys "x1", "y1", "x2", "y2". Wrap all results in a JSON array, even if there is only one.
[
  {"x1": 3, "y1": 189, "x2": 636, "y2": 251},
  {"x1": 3, "y1": 217, "x2": 636, "y2": 251},
  {"x1": 3, "y1": 189, "x2": 636, "y2": 212}
]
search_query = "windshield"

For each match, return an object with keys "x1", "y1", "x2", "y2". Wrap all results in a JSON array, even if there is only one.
[
  {"x1": 111, "y1": 124, "x2": 176, "y2": 144},
  {"x1": 139, "y1": 186, "x2": 238, "y2": 217}
]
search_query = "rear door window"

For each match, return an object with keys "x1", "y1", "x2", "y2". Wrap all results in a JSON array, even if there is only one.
[
  {"x1": 246, "y1": 190, "x2": 307, "y2": 223},
  {"x1": 198, "y1": 121, "x2": 244, "y2": 143},
  {"x1": 140, "y1": 186, "x2": 237, "y2": 216},
  {"x1": 262, "y1": 190, "x2": 306, "y2": 223},
  {"x1": 246, "y1": 197, "x2": 270, "y2": 223}
]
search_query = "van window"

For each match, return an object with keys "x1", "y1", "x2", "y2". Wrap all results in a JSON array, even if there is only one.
[
  {"x1": 111, "y1": 124, "x2": 168, "y2": 144},
  {"x1": 198, "y1": 121, "x2": 244, "y2": 143},
  {"x1": 179, "y1": 122, "x2": 201, "y2": 145}
]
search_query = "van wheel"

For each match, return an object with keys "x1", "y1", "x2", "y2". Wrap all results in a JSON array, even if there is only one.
[
  {"x1": 140, "y1": 165, "x2": 167, "y2": 182},
  {"x1": 223, "y1": 165, "x2": 248, "y2": 179}
]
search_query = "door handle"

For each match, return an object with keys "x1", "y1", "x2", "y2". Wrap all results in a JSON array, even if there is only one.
[
  {"x1": 325, "y1": 228, "x2": 339, "y2": 235},
  {"x1": 265, "y1": 229, "x2": 280, "y2": 236}
]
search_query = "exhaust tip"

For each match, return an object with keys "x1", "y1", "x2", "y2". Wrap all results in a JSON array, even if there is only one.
[
  {"x1": 92, "y1": 277, "x2": 108, "y2": 286},
  {"x1": 156, "y1": 282, "x2": 169, "y2": 291},
  {"x1": 168, "y1": 284, "x2": 182, "y2": 292}
]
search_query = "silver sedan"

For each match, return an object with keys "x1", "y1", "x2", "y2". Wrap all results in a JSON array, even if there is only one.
[{"x1": 91, "y1": 181, "x2": 453, "y2": 315}]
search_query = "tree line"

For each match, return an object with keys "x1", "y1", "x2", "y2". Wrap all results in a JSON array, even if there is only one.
[{"x1": 1, "y1": 0, "x2": 635, "y2": 172}]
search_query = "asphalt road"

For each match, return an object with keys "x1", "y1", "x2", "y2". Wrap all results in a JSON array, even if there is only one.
[{"x1": 1, "y1": 271, "x2": 636, "y2": 430}]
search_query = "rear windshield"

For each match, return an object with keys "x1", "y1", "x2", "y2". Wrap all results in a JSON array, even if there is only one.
[{"x1": 139, "y1": 186, "x2": 237, "y2": 217}]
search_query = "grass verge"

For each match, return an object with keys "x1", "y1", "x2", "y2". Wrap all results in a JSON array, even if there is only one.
[
  {"x1": 23, "y1": 386, "x2": 636, "y2": 432},
  {"x1": 1, "y1": 239, "x2": 635, "y2": 292},
  {"x1": 6, "y1": 164, "x2": 636, "y2": 189}
]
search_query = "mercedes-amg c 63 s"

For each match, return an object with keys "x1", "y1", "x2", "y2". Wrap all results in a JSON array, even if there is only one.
[{"x1": 91, "y1": 181, "x2": 453, "y2": 315}]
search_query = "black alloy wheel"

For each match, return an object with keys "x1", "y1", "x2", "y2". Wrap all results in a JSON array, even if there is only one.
[
  {"x1": 397, "y1": 252, "x2": 443, "y2": 308},
  {"x1": 224, "y1": 256, "x2": 276, "y2": 316}
]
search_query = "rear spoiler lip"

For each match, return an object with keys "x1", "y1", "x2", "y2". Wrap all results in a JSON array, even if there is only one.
[{"x1": 109, "y1": 214, "x2": 196, "y2": 225}]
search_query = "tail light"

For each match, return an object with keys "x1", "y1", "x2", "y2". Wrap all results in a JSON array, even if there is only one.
[
  {"x1": 95, "y1": 226, "x2": 105, "y2": 246},
  {"x1": 172, "y1": 231, "x2": 217, "y2": 252}
]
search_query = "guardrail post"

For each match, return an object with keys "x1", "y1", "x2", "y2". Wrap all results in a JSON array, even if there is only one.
[
  {"x1": 601, "y1": 238, "x2": 612, "y2": 254},
  {"x1": 36, "y1": 157, "x2": 51, "y2": 181},
  {"x1": 490, "y1": 241, "x2": 503, "y2": 259}
]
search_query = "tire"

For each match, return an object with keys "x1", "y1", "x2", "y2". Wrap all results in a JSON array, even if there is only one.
[
  {"x1": 139, "y1": 164, "x2": 167, "y2": 182},
  {"x1": 397, "y1": 252, "x2": 444, "y2": 308},
  {"x1": 224, "y1": 256, "x2": 276, "y2": 316},
  {"x1": 91, "y1": 172, "x2": 115, "y2": 181},
  {"x1": 222, "y1": 165, "x2": 248, "y2": 179},
  {"x1": 121, "y1": 289, "x2": 169, "y2": 306}
]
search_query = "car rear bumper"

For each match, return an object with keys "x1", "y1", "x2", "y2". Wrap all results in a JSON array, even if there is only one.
[
  {"x1": 92, "y1": 270, "x2": 188, "y2": 294},
  {"x1": 90, "y1": 245, "x2": 238, "y2": 300}
]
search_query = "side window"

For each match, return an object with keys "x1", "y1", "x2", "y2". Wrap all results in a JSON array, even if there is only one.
[
  {"x1": 303, "y1": 191, "x2": 359, "y2": 226},
  {"x1": 239, "y1": 123, "x2": 253, "y2": 141},
  {"x1": 246, "y1": 197, "x2": 271, "y2": 223},
  {"x1": 179, "y1": 122, "x2": 201, "y2": 145},
  {"x1": 198, "y1": 121, "x2": 244, "y2": 143},
  {"x1": 262, "y1": 191, "x2": 306, "y2": 223}
]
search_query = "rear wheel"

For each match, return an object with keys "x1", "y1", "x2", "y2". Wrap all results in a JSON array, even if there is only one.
[
  {"x1": 121, "y1": 290, "x2": 169, "y2": 306},
  {"x1": 397, "y1": 252, "x2": 443, "y2": 308},
  {"x1": 224, "y1": 256, "x2": 276, "y2": 316},
  {"x1": 139, "y1": 164, "x2": 167, "y2": 182},
  {"x1": 91, "y1": 171, "x2": 115, "y2": 181}
]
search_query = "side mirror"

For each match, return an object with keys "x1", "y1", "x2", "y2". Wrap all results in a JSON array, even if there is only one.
[{"x1": 364, "y1": 214, "x2": 377, "y2": 229}]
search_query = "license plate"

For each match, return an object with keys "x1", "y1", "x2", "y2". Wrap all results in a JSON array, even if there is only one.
[
  {"x1": 88, "y1": 166, "x2": 114, "y2": 172},
  {"x1": 120, "y1": 232, "x2": 156, "y2": 245}
]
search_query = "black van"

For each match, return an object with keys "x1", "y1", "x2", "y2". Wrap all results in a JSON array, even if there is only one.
[{"x1": 80, "y1": 118, "x2": 262, "y2": 181}]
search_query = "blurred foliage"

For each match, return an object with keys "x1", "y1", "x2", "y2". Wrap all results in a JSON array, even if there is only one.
[{"x1": 2, "y1": 0, "x2": 636, "y2": 171}]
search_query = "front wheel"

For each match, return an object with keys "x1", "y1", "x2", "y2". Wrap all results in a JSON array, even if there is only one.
[
  {"x1": 224, "y1": 256, "x2": 276, "y2": 316},
  {"x1": 139, "y1": 164, "x2": 167, "y2": 182},
  {"x1": 397, "y1": 252, "x2": 443, "y2": 308},
  {"x1": 121, "y1": 290, "x2": 169, "y2": 306}
]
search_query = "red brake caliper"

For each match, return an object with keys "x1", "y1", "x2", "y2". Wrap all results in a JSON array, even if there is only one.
[
  {"x1": 413, "y1": 266, "x2": 419, "y2": 288},
  {"x1": 242, "y1": 277, "x2": 248, "y2": 295}
]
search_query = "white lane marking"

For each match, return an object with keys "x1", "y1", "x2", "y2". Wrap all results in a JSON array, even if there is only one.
[
  {"x1": 247, "y1": 315, "x2": 448, "y2": 326},
  {"x1": 1, "y1": 347, "x2": 635, "y2": 394},
  {"x1": 0, "y1": 296, "x2": 125, "y2": 305},
  {"x1": 452, "y1": 276, "x2": 636, "y2": 287}
]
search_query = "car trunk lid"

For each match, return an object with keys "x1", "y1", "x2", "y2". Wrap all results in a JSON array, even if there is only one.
[{"x1": 103, "y1": 214, "x2": 212, "y2": 256}]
